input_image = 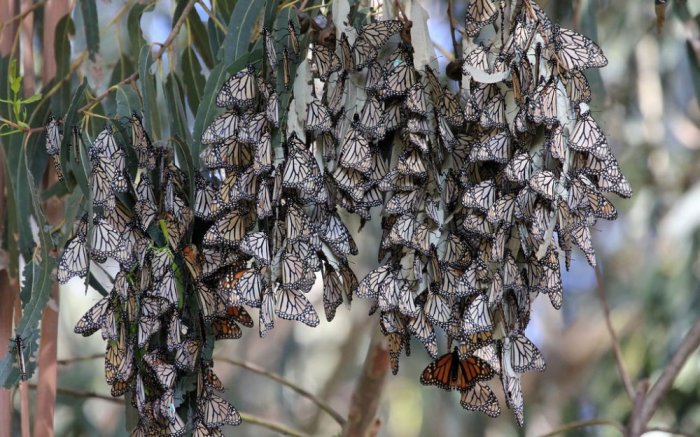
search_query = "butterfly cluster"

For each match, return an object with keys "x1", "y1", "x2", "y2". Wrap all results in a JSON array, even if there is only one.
[
  {"x1": 294, "y1": 0, "x2": 628, "y2": 426},
  {"x1": 56, "y1": 118, "x2": 243, "y2": 436},
  {"x1": 50, "y1": 0, "x2": 629, "y2": 431}
]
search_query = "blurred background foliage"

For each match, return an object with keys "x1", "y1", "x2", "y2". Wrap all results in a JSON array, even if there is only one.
[{"x1": 1, "y1": 0, "x2": 700, "y2": 436}]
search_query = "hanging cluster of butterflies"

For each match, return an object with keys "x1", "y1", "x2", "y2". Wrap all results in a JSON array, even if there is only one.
[
  {"x1": 48, "y1": 0, "x2": 630, "y2": 431},
  {"x1": 288, "y1": 0, "x2": 628, "y2": 426},
  {"x1": 54, "y1": 117, "x2": 243, "y2": 436}
]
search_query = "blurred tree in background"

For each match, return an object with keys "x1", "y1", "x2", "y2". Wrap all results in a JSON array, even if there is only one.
[{"x1": 0, "y1": 0, "x2": 699, "y2": 436}]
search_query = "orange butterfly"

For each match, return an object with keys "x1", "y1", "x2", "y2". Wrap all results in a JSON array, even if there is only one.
[{"x1": 420, "y1": 347, "x2": 494, "y2": 391}]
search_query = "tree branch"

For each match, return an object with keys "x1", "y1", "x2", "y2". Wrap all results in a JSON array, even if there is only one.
[
  {"x1": 638, "y1": 320, "x2": 700, "y2": 426},
  {"x1": 594, "y1": 266, "x2": 636, "y2": 401},
  {"x1": 239, "y1": 412, "x2": 311, "y2": 437},
  {"x1": 341, "y1": 333, "x2": 390, "y2": 437},
  {"x1": 214, "y1": 356, "x2": 346, "y2": 426}
]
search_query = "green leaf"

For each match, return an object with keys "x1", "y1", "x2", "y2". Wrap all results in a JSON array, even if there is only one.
[
  {"x1": 181, "y1": 47, "x2": 205, "y2": 114},
  {"x1": 115, "y1": 83, "x2": 142, "y2": 120},
  {"x1": 219, "y1": 0, "x2": 264, "y2": 65},
  {"x1": 127, "y1": 3, "x2": 155, "y2": 61},
  {"x1": 54, "y1": 15, "x2": 75, "y2": 80},
  {"x1": 109, "y1": 54, "x2": 136, "y2": 86},
  {"x1": 191, "y1": 62, "x2": 225, "y2": 165},
  {"x1": 61, "y1": 80, "x2": 88, "y2": 196},
  {"x1": 79, "y1": 0, "x2": 100, "y2": 61},
  {"x1": 207, "y1": 18, "x2": 224, "y2": 60},
  {"x1": 187, "y1": 9, "x2": 214, "y2": 69},
  {"x1": 138, "y1": 46, "x2": 161, "y2": 139}
]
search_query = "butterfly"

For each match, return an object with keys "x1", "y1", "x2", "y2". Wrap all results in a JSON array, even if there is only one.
[
  {"x1": 57, "y1": 232, "x2": 89, "y2": 284},
  {"x1": 310, "y1": 44, "x2": 341, "y2": 81},
  {"x1": 305, "y1": 100, "x2": 332, "y2": 134},
  {"x1": 201, "y1": 110, "x2": 239, "y2": 145},
  {"x1": 198, "y1": 390, "x2": 242, "y2": 428},
  {"x1": 408, "y1": 311, "x2": 438, "y2": 359},
  {"x1": 338, "y1": 124, "x2": 372, "y2": 174},
  {"x1": 143, "y1": 351, "x2": 177, "y2": 389},
  {"x1": 352, "y1": 20, "x2": 404, "y2": 70},
  {"x1": 262, "y1": 27, "x2": 277, "y2": 70},
  {"x1": 202, "y1": 209, "x2": 250, "y2": 247},
  {"x1": 464, "y1": 0, "x2": 499, "y2": 37},
  {"x1": 216, "y1": 64, "x2": 257, "y2": 108},
  {"x1": 549, "y1": 24, "x2": 608, "y2": 71},
  {"x1": 460, "y1": 381, "x2": 501, "y2": 417},
  {"x1": 420, "y1": 347, "x2": 494, "y2": 391},
  {"x1": 11, "y1": 335, "x2": 29, "y2": 381},
  {"x1": 288, "y1": 20, "x2": 300, "y2": 56}
]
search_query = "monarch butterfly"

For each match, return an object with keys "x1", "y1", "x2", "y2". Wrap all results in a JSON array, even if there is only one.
[
  {"x1": 275, "y1": 286, "x2": 320, "y2": 327},
  {"x1": 237, "y1": 111, "x2": 268, "y2": 145},
  {"x1": 310, "y1": 44, "x2": 341, "y2": 81},
  {"x1": 479, "y1": 92, "x2": 507, "y2": 129},
  {"x1": 202, "y1": 209, "x2": 249, "y2": 247},
  {"x1": 199, "y1": 391, "x2": 242, "y2": 428},
  {"x1": 562, "y1": 69, "x2": 592, "y2": 104},
  {"x1": 216, "y1": 64, "x2": 257, "y2": 108},
  {"x1": 568, "y1": 111, "x2": 610, "y2": 159},
  {"x1": 262, "y1": 27, "x2": 277, "y2": 70},
  {"x1": 463, "y1": 44, "x2": 491, "y2": 72},
  {"x1": 193, "y1": 175, "x2": 221, "y2": 221},
  {"x1": 259, "y1": 288, "x2": 275, "y2": 337},
  {"x1": 322, "y1": 267, "x2": 345, "y2": 322},
  {"x1": 202, "y1": 138, "x2": 253, "y2": 171},
  {"x1": 504, "y1": 151, "x2": 532, "y2": 184},
  {"x1": 527, "y1": 77, "x2": 559, "y2": 127},
  {"x1": 549, "y1": 24, "x2": 608, "y2": 71},
  {"x1": 440, "y1": 88, "x2": 465, "y2": 128},
  {"x1": 352, "y1": 20, "x2": 404, "y2": 70},
  {"x1": 57, "y1": 232, "x2": 89, "y2": 284},
  {"x1": 420, "y1": 347, "x2": 494, "y2": 391},
  {"x1": 462, "y1": 180, "x2": 496, "y2": 212},
  {"x1": 501, "y1": 370, "x2": 524, "y2": 426},
  {"x1": 198, "y1": 282, "x2": 226, "y2": 322},
  {"x1": 357, "y1": 264, "x2": 396, "y2": 300},
  {"x1": 529, "y1": 170, "x2": 559, "y2": 200},
  {"x1": 460, "y1": 381, "x2": 501, "y2": 417},
  {"x1": 11, "y1": 335, "x2": 28, "y2": 381},
  {"x1": 279, "y1": 251, "x2": 315, "y2": 291},
  {"x1": 144, "y1": 351, "x2": 177, "y2": 389},
  {"x1": 396, "y1": 148, "x2": 426, "y2": 178},
  {"x1": 338, "y1": 125, "x2": 372, "y2": 174},
  {"x1": 174, "y1": 339, "x2": 201, "y2": 371},
  {"x1": 462, "y1": 294, "x2": 494, "y2": 334},
  {"x1": 283, "y1": 133, "x2": 322, "y2": 189},
  {"x1": 232, "y1": 268, "x2": 266, "y2": 308},
  {"x1": 220, "y1": 167, "x2": 257, "y2": 207},
  {"x1": 470, "y1": 128, "x2": 510, "y2": 163},
  {"x1": 325, "y1": 72, "x2": 347, "y2": 116},
  {"x1": 201, "y1": 110, "x2": 239, "y2": 145},
  {"x1": 409, "y1": 311, "x2": 438, "y2": 359},
  {"x1": 282, "y1": 47, "x2": 291, "y2": 90},
  {"x1": 424, "y1": 291, "x2": 452, "y2": 327},
  {"x1": 357, "y1": 96, "x2": 387, "y2": 140},
  {"x1": 305, "y1": 100, "x2": 332, "y2": 134},
  {"x1": 240, "y1": 231, "x2": 271, "y2": 265},
  {"x1": 288, "y1": 20, "x2": 300, "y2": 57},
  {"x1": 193, "y1": 422, "x2": 224, "y2": 437},
  {"x1": 365, "y1": 61, "x2": 386, "y2": 95},
  {"x1": 464, "y1": 0, "x2": 498, "y2": 37},
  {"x1": 382, "y1": 55, "x2": 416, "y2": 98}
]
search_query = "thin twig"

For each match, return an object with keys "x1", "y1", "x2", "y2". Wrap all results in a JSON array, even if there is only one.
[
  {"x1": 28, "y1": 384, "x2": 119, "y2": 404},
  {"x1": 78, "y1": 0, "x2": 195, "y2": 115},
  {"x1": 537, "y1": 418, "x2": 625, "y2": 437},
  {"x1": 0, "y1": 117, "x2": 43, "y2": 134},
  {"x1": 594, "y1": 265, "x2": 636, "y2": 401},
  {"x1": 638, "y1": 320, "x2": 700, "y2": 426},
  {"x1": 0, "y1": 0, "x2": 46, "y2": 35},
  {"x1": 56, "y1": 353, "x2": 103, "y2": 365},
  {"x1": 214, "y1": 356, "x2": 346, "y2": 426},
  {"x1": 195, "y1": 0, "x2": 226, "y2": 32},
  {"x1": 239, "y1": 412, "x2": 311, "y2": 437}
]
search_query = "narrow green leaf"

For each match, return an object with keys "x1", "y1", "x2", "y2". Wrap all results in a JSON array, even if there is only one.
[
  {"x1": 115, "y1": 84, "x2": 142, "y2": 120},
  {"x1": 60, "y1": 80, "x2": 88, "y2": 195},
  {"x1": 219, "y1": 0, "x2": 264, "y2": 64},
  {"x1": 138, "y1": 46, "x2": 161, "y2": 139},
  {"x1": 207, "y1": 18, "x2": 224, "y2": 60},
  {"x1": 191, "y1": 62, "x2": 225, "y2": 165},
  {"x1": 109, "y1": 54, "x2": 136, "y2": 86},
  {"x1": 127, "y1": 3, "x2": 155, "y2": 61},
  {"x1": 218, "y1": 0, "x2": 236, "y2": 25},
  {"x1": 54, "y1": 16, "x2": 75, "y2": 80},
  {"x1": 79, "y1": 0, "x2": 100, "y2": 60},
  {"x1": 187, "y1": 9, "x2": 214, "y2": 69},
  {"x1": 181, "y1": 47, "x2": 205, "y2": 114}
]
